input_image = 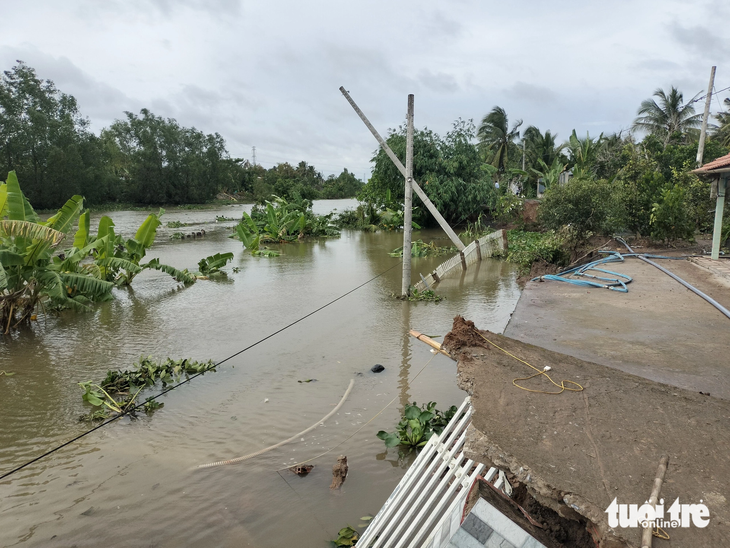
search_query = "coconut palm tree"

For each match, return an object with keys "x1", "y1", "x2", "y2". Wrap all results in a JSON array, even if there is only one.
[
  {"x1": 478, "y1": 106, "x2": 522, "y2": 174},
  {"x1": 565, "y1": 130, "x2": 604, "y2": 178},
  {"x1": 522, "y1": 126, "x2": 565, "y2": 170},
  {"x1": 714, "y1": 98, "x2": 730, "y2": 148},
  {"x1": 631, "y1": 87, "x2": 702, "y2": 147}
]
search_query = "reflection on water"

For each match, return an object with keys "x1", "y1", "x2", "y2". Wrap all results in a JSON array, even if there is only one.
[{"x1": 0, "y1": 200, "x2": 520, "y2": 547}]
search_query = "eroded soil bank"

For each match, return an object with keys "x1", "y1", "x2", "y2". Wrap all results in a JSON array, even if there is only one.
[{"x1": 444, "y1": 316, "x2": 730, "y2": 548}]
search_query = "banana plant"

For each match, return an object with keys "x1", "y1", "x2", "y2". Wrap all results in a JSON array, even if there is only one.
[
  {"x1": 263, "y1": 200, "x2": 306, "y2": 241},
  {"x1": 0, "y1": 172, "x2": 114, "y2": 330},
  {"x1": 89, "y1": 209, "x2": 196, "y2": 286},
  {"x1": 197, "y1": 252, "x2": 234, "y2": 276},
  {"x1": 234, "y1": 212, "x2": 279, "y2": 257}
]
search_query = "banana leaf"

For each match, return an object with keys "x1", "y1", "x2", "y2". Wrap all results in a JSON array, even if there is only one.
[
  {"x1": 34, "y1": 270, "x2": 92, "y2": 312},
  {"x1": 134, "y1": 210, "x2": 163, "y2": 249},
  {"x1": 144, "y1": 258, "x2": 196, "y2": 284},
  {"x1": 95, "y1": 217, "x2": 116, "y2": 260},
  {"x1": 58, "y1": 272, "x2": 114, "y2": 299},
  {"x1": 73, "y1": 209, "x2": 90, "y2": 249},
  {"x1": 95, "y1": 257, "x2": 143, "y2": 275},
  {"x1": 5, "y1": 172, "x2": 26, "y2": 222},
  {"x1": 0, "y1": 183, "x2": 7, "y2": 219},
  {"x1": 198, "y1": 252, "x2": 234, "y2": 275},
  {"x1": 0, "y1": 250, "x2": 27, "y2": 267},
  {"x1": 0, "y1": 263, "x2": 6, "y2": 291},
  {"x1": 44, "y1": 195, "x2": 84, "y2": 234},
  {"x1": 0, "y1": 220, "x2": 66, "y2": 246},
  {"x1": 236, "y1": 216, "x2": 260, "y2": 250}
]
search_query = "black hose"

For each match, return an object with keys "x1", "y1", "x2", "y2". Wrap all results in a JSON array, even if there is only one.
[{"x1": 616, "y1": 238, "x2": 730, "y2": 321}]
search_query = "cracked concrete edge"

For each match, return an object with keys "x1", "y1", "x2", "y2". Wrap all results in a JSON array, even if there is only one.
[{"x1": 456, "y1": 363, "x2": 636, "y2": 548}]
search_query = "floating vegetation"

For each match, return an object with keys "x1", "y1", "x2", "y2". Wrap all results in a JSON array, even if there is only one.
[
  {"x1": 376, "y1": 401, "x2": 458, "y2": 451},
  {"x1": 331, "y1": 526, "x2": 360, "y2": 547},
  {"x1": 392, "y1": 288, "x2": 444, "y2": 303},
  {"x1": 166, "y1": 220, "x2": 187, "y2": 228},
  {"x1": 78, "y1": 357, "x2": 215, "y2": 421},
  {"x1": 170, "y1": 232, "x2": 185, "y2": 239},
  {"x1": 196, "y1": 252, "x2": 234, "y2": 277},
  {"x1": 388, "y1": 239, "x2": 456, "y2": 258},
  {"x1": 215, "y1": 215, "x2": 236, "y2": 222}
]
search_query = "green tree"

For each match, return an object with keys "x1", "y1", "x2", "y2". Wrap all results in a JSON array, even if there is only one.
[
  {"x1": 361, "y1": 119, "x2": 496, "y2": 225},
  {"x1": 0, "y1": 62, "x2": 112, "y2": 209},
  {"x1": 522, "y1": 126, "x2": 565, "y2": 169},
  {"x1": 477, "y1": 107, "x2": 522, "y2": 174},
  {"x1": 539, "y1": 177, "x2": 624, "y2": 240},
  {"x1": 531, "y1": 157, "x2": 567, "y2": 189},
  {"x1": 103, "y1": 109, "x2": 230, "y2": 204},
  {"x1": 321, "y1": 168, "x2": 364, "y2": 199},
  {"x1": 565, "y1": 130, "x2": 603, "y2": 178},
  {"x1": 631, "y1": 87, "x2": 702, "y2": 147}
]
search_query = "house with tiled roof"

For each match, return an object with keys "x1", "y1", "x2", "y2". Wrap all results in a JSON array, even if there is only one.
[{"x1": 693, "y1": 152, "x2": 730, "y2": 259}]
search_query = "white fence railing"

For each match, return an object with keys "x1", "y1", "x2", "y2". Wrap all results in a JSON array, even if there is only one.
[
  {"x1": 413, "y1": 229, "x2": 508, "y2": 293},
  {"x1": 356, "y1": 397, "x2": 485, "y2": 548}
]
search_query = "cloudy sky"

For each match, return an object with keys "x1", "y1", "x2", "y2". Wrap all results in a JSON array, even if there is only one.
[{"x1": 2, "y1": 0, "x2": 727, "y2": 178}]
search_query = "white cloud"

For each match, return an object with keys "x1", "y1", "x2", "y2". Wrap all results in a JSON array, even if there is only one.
[{"x1": 0, "y1": 0, "x2": 725, "y2": 175}]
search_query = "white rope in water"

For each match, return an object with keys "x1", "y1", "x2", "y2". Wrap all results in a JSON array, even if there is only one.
[{"x1": 196, "y1": 379, "x2": 355, "y2": 469}]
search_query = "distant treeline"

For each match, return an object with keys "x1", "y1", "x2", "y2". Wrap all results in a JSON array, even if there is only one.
[{"x1": 0, "y1": 62, "x2": 362, "y2": 209}]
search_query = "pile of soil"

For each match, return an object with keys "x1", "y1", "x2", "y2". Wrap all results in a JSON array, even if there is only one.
[{"x1": 442, "y1": 316, "x2": 491, "y2": 353}]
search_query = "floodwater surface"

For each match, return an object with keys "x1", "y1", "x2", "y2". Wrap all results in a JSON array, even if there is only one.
[{"x1": 0, "y1": 199, "x2": 520, "y2": 547}]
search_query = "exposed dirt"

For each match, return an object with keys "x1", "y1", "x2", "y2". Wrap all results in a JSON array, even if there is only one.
[
  {"x1": 464, "y1": 477, "x2": 598, "y2": 548},
  {"x1": 445, "y1": 315, "x2": 730, "y2": 548}
]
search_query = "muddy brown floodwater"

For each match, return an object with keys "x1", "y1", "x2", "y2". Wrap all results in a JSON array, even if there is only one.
[{"x1": 0, "y1": 199, "x2": 520, "y2": 548}]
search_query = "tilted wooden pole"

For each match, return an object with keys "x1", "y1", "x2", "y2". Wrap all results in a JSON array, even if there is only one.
[
  {"x1": 339, "y1": 87, "x2": 465, "y2": 251},
  {"x1": 402, "y1": 94, "x2": 414, "y2": 297},
  {"x1": 696, "y1": 66, "x2": 716, "y2": 168},
  {"x1": 408, "y1": 329, "x2": 454, "y2": 359}
]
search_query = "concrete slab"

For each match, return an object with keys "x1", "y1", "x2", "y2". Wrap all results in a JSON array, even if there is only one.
[
  {"x1": 444, "y1": 316, "x2": 730, "y2": 547},
  {"x1": 690, "y1": 256, "x2": 730, "y2": 283},
  {"x1": 504, "y1": 258, "x2": 730, "y2": 400}
]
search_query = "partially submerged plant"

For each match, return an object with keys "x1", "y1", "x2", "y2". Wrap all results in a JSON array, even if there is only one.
[
  {"x1": 388, "y1": 240, "x2": 455, "y2": 258},
  {"x1": 377, "y1": 402, "x2": 458, "y2": 450},
  {"x1": 392, "y1": 288, "x2": 444, "y2": 303},
  {"x1": 197, "y1": 252, "x2": 234, "y2": 277},
  {"x1": 78, "y1": 356, "x2": 215, "y2": 420},
  {"x1": 232, "y1": 196, "x2": 339, "y2": 255},
  {"x1": 331, "y1": 526, "x2": 359, "y2": 547}
]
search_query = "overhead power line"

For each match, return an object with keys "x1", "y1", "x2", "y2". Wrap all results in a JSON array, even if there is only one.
[{"x1": 0, "y1": 260, "x2": 402, "y2": 482}]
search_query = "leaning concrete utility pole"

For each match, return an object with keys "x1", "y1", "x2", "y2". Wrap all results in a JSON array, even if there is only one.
[
  {"x1": 402, "y1": 94, "x2": 414, "y2": 297},
  {"x1": 696, "y1": 66, "x2": 716, "y2": 167},
  {"x1": 339, "y1": 87, "x2": 465, "y2": 251}
]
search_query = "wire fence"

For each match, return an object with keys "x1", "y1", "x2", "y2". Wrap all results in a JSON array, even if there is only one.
[{"x1": 413, "y1": 229, "x2": 508, "y2": 292}]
